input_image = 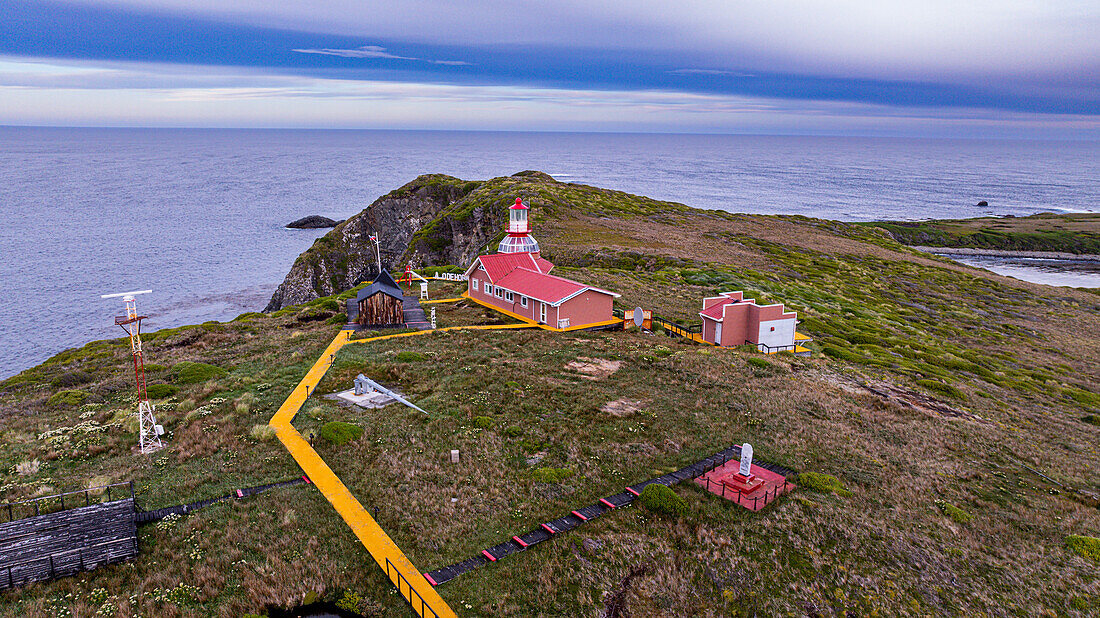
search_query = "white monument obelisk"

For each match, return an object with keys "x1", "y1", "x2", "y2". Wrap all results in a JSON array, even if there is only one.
[{"x1": 739, "y1": 443, "x2": 754, "y2": 477}]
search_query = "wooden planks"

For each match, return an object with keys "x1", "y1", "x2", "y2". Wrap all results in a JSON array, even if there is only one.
[{"x1": 0, "y1": 498, "x2": 137, "y2": 589}]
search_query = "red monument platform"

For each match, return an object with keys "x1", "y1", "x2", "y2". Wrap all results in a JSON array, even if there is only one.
[{"x1": 694, "y1": 459, "x2": 793, "y2": 511}]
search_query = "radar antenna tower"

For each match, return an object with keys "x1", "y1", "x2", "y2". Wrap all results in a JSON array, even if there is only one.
[{"x1": 101, "y1": 290, "x2": 164, "y2": 454}]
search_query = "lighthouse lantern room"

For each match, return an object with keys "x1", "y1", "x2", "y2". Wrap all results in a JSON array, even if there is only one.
[{"x1": 498, "y1": 198, "x2": 540, "y2": 255}]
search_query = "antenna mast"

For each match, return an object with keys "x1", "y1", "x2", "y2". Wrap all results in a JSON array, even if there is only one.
[{"x1": 101, "y1": 290, "x2": 164, "y2": 454}]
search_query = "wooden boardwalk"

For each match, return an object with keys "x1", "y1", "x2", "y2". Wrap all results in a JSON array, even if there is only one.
[
  {"x1": 0, "y1": 498, "x2": 137, "y2": 589},
  {"x1": 269, "y1": 324, "x2": 535, "y2": 618}
]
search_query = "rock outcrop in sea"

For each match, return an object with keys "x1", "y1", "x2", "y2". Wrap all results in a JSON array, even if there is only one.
[{"x1": 286, "y1": 215, "x2": 342, "y2": 229}]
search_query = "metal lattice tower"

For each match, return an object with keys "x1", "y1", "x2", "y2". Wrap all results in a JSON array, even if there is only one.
[{"x1": 101, "y1": 290, "x2": 164, "y2": 454}]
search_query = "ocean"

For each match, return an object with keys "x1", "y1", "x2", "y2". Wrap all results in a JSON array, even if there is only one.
[{"x1": 1, "y1": 127, "x2": 1097, "y2": 378}]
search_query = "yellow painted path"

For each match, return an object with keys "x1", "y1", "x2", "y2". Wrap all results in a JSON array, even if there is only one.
[
  {"x1": 269, "y1": 324, "x2": 534, "y2": 618},
  {"x1": 420, "y1": 297, "x2": 465, "y2": 304}
]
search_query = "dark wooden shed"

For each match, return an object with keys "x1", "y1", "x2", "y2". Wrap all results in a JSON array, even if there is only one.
[{"x1": 356, "y1": 270, "x2": 404, "y2": 326}]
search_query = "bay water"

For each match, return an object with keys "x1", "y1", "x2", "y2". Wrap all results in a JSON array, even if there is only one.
[{"x1": 1, "y1": 127, "x2": 1097, "y2": 378}]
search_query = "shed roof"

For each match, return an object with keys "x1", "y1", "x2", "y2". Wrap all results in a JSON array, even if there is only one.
[{"x1": 357, "y1": 270, "x2": 403, "y2": 302}]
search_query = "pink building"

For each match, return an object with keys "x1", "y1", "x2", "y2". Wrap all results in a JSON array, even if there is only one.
[
  {"x1": 463, "y1": 198, "x2": 619, "y2": 330},
  {"x1": 700, "y1": 291, "x2": 805, "y2": 353}
]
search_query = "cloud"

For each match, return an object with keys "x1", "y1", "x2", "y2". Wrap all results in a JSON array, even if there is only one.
[
  {"x1": 669, "y1": 69, "x2": 755, "y2": 78},
  {"x1": 0, "y1": 56, "x2": 1095, "y2": 140},
  {"x1": 292, "y1": 45, "x2": 469, "y2": 65}
]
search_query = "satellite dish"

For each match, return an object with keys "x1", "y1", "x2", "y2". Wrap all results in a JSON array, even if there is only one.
[{"x1": 634, "y1": 306, "x2": 644, "y2": 328}]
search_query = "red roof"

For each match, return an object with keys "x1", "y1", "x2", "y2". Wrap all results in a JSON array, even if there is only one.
[
  {"x1": 475, "y1": 253, "x2": 553, "y2": 281},
  {"x1": 700, "y1": 299, "x2": 736, "y2": 320},
  {"x1": 496, "y1": 268, "x2": 587, "y2": 304},
  {"x1": 510, "y1": 198, "x2": 528, "y2": 210},
  {"x1": 495, "y1": 267, "x2": 618, "y2": 305}
]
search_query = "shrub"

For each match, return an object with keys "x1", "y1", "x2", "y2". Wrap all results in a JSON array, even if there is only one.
[
  {"x1": 638, "y1": 483, "x2": 688, "y2": 518},
  {"x1": 50, "y1": 370, "x2": 94, "y2": 388},
  {"x1": 318, "y1": 298, "x2": 340, "y2": 312},
  {"x1": 936, "y1": 500, "x2": 973, "y2": 523},
  {"x1": 171, "y1": 361, "x2": 226, "y2": 384},
  {"x1": 504, "y1": 425, "x2": 522, "y2": 437},
  {"x1": 48, "y1": 390, "x2": 89, "y2": 407},
  {"x1": 797, "y1": 472, "x2": 851, "y2": 497},
  {"x1": 326, "y1": 312, "x2": 348, "y2": 325},
  {"x1": 250, "y1": 424, "x2": 276, "y2": 442},
  {"x1": 320, "y1": 421, "x2": 363, "y2": 446},
  {"x1": 473, "y1": 415, "x2": 494, "y2": 429},
  {"x1": 1081, "y1": 414, "x2": 1100, "y2": 427},
  {"x1": 145, "y1": 384, "x2": 178, "y2": 400},
  {"x1": 747, "y1": 357, "x2": 772, "y2": 370},
  {"x1": 529, "y1": 467, "x2": 573, "y2": 484},
  {"x1": 396, "y1": 351, "x2": 426, "y2": 362},
  {"x1": 1065, "y1": 535, "x2": 1100, "y2": 562},
  {"x1": 143, "y1": 363, "x2": 167, "y2": 373},
  {"x1": 916, "y1": 379, "x2": 965, "y2": 400},
  {"x1": 177, "y1": 398, "x2": 196, "y2": 414}
]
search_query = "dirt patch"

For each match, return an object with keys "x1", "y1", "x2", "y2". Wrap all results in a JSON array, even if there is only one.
[
  {"x1": 566, "y1": 357, "x2": 622, "y2": 380},
  {"x1": 815, "y1": 370, "x2": 986, "y2": 423},
  {"x1": 601, "y1": 398, "x2": 645, "y2": 417}
]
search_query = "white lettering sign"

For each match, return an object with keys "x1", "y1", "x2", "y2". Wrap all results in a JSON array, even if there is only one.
[{"x1": 739, "y1": 443, "x2": 753, "y2": 477}]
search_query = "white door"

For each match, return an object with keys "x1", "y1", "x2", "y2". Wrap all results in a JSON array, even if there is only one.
[
  {"x1": 714, "y1": 322, "x2": 722, "y2": 345},
  {"x1": 540, "y1": 302, "x2": 547, "y2": 323}
]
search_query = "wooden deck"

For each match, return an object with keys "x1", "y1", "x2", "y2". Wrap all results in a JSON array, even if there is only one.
[{"x1": 0, "y1": 498, "x2": 137, "y2": 589}]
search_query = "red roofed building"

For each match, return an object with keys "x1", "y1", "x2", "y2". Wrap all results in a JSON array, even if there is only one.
[
  {"x1": 463, "y1": 198, "x2": 619, "y2": 330},
  {"x1": 700, "y1": 291, "x2": 806, "y2": 353}
]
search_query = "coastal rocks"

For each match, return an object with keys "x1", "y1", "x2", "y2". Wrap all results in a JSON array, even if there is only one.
[
  {"x1": 265, "y1": 173, "x2": 518, "y2": 311},
  {"x1": 976, "y1": 200, "x2": 989, "y2": 207},
  {"x1": 286, "y1": 215, "x2": 341, "y2": 229}
]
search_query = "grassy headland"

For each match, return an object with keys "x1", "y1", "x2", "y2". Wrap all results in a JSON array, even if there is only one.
[
  {"x1": 865, "y1": 212, "x2": 1100, "y2": 255},
  {"x1": 0, "y1": 173, "x2": 1097, "y2": 616}
]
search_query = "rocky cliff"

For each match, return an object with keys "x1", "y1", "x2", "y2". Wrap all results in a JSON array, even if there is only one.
[{"x1": 265, "y1": 171, "x2": 557, "y2": 310}]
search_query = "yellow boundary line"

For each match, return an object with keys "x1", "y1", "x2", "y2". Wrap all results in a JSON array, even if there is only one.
[
  {"x1": 268, "y1": 323, "x2": 534, "y2": 618},
  {"x1": 460, "y1": 292, "x2": 621, "y2": 332},
  {"x1": 420, "y1": 297, "x2": 465, "y2": 304}
]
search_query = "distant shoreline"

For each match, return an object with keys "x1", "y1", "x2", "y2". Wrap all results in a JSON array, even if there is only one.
[{"x1": 913, "y1": 246, "x2": 1100, "y2": 262}]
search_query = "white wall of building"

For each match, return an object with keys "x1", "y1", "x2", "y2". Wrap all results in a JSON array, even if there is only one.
[{"x1": 756, "y1": 317, "x2": 796, "y2": 349}]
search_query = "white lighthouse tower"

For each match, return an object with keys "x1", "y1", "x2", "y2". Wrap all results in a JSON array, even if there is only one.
[{"x1": 497, "y1": 198, "x2": 540, "y2": 255}]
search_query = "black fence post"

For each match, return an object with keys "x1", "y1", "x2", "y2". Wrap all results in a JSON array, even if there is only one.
[
  {"x1": 85, "y1": 490, "x2": 90, "y2": 506},
  {"x1": 6, "y1": 504, "x2": 11, "y2": 521},
  {"x1": 107, "y1": 486, "x2": 112, "y2": 502},
  {"x1": 130, "y1": 481, "x2": 135, "y2": 501},
  {"x1": 34, "y1": 502, "x2": 39, "y2": 516},
  {"x1": 49, "y1": 556, "x2": 55, "y2": 579},
  {"x1": 60, "y1": 494, "x2": 64, "y2": 510}
]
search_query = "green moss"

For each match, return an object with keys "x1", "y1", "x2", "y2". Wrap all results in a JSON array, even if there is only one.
[
  {"x1": 1065, "y1": 535, "x2": 1100, "y2": 562},
  {"x1": 822, "y1": 344, "x2": 863, "y2": 363},
  {"x1": 797, "y1": 472, "x2": 851, "y2": 497},
  {"x1": 320, "y1": 421, "x2": 364, "y2": 446},
  {"x1": 171, "y1": 361, "x2": 227, "y2": 384},
  {"x1": 504, "y1": 425, "x2": 522, "y2": 437},
  {"x1": 396, "y1": 351, "x2": 427, "y2": 362},
  {"x1": 144, "y1": 384, "x2": 178, "y2": 400},
  {"x1": 916, "y1": 379, "x2": 965, "y2": 400},
  {"x1": 326, "y1": 312, "x2": 348, "y2": 325},
  {"x1": 638, "y1": 483, "x2": 688, "y2": 518},
  {"x1": 529, "y1": 467, "x2": 573, "y2": 483},
  {"x1": 47, "y1": 389, "x2": 89, "y2": 407},
  {"x1": 472, "y1": 415, "x2": 494, "y2": 429},
  {"x1": 1081, "y1": 414, "x2": 1100, "y2": 427},
  {"x1": 936, "y1": 500, "x2": 973, "y2": 524}
]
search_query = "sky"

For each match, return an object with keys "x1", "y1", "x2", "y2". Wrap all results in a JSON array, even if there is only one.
[{"x1": 1, "y1": 0, "x2": 1098, "y2": 137}]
